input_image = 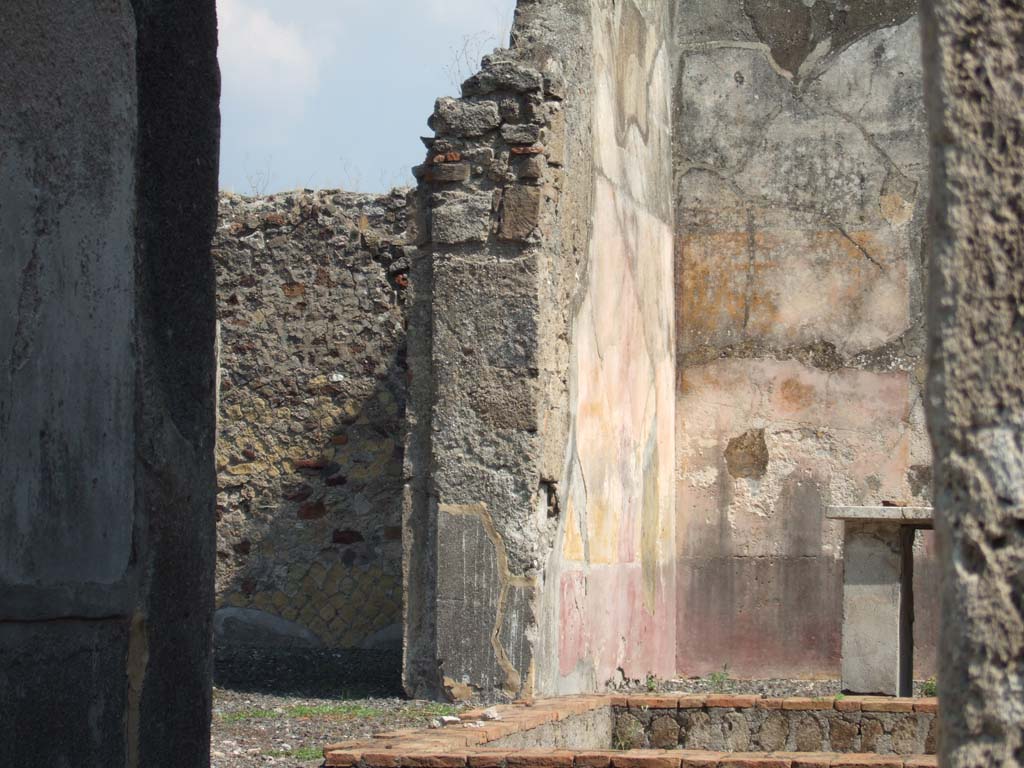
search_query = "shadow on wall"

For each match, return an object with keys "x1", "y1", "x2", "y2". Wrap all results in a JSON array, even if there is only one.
[
  {"x1": 216, "y1": 370, "x2": 405, "y2": 648},
  {"x1": 211, "y1": 191, "x2": 411, "y2": 688}
]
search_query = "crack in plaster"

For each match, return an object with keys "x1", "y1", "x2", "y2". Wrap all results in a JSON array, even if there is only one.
[{"x1": 676, "y1": 40, "x2": 795, "y2": 81}]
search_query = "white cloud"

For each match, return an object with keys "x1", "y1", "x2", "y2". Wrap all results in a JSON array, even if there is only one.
[{"x1": 217, "y1": 0, "x2": 321, "y2": 114}]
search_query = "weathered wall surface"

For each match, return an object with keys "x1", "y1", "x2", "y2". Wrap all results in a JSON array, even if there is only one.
[
  {"x1": 672, "y1": 1, "x2": 936, "y2": 678},
  {"x1": 922, "y1": 1, "x2": 1024, "y2": 764},
  {"x1": 404, "y1": 0, "x2": 676, "y2": 701},
  {"x1": 402, "y1": 36, "x2": 579, "y2": 699},
  {"x1": 0, "y1": 1, "x2": 219, "y2": 765},
  {"x1": 546, "y1": 0, "x2": 677, "y2": 693},
  {"x1": 213, "y1": 190, "x2": 410, "y2": 651},
  {"x1": 612, "y1": 701, "x2": 937, "y2": 754}
]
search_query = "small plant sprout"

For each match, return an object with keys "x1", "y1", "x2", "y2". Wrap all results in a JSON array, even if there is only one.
[{"x1": 922, "y1": 677, "x2": 938, "y2": 697}]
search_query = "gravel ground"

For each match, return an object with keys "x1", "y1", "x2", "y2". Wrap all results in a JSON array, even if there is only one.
[
  {"x1": 210, "y1": 647, "x2": 936, "y2": 768},
  {"x1": 211, "y1": 688, "x2": 464, "y2": 768},
  {"x1": 211, "y1": 647, "x2": 465, "y2": 768}
]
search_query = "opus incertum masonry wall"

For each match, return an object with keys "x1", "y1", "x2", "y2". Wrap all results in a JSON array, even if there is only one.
[{"x1": 213, "y1": 190, "x2": 410, "y2": 652}]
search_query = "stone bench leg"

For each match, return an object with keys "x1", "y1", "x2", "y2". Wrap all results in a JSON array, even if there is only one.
[{"x1": 841, "y1": 522, "x2": 915, "y2": 696}]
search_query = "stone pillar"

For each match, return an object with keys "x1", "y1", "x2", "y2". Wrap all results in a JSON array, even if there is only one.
[
  {"x1": 922, "y1": 0, "x2": 1024, "y2": 764},
  {"x1": 0, "y1": 2, "x2": 220, "y2": 766},
  {"x1": 840, "y1": 523, "x2": 917, "y2": 696}
]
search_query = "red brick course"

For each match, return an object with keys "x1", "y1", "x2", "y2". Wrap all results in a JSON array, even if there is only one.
[
  {"x1": 912, "y1": 699, "x2": 938, "y2": 714},
  {"x1": 780, "y1": 698, "x2": 835, "y2": 711},
  {"x1": 704, "y1": 695, "x2": 760, "y2": 709},
  {"x1": 611, "y1": 750, "x2": 683, "y2": 768},
  {"x1": 505, "y1": 750, "x2": 576, "y2": 768},
  {"x1": 322, "y1": 694, "x2": 938, "y2": 768}
]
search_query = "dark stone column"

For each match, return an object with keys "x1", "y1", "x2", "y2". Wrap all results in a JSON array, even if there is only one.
[{"x1": 0, "y1": 2, "x2": 219, "y2": 766}]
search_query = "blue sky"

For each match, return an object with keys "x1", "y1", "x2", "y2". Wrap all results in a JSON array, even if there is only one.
[{"x1": 217, "y1": 0, "x2": 517, "y2": 195}]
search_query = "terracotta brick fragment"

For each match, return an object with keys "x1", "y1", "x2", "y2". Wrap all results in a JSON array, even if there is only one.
[
  {"x1": 467, "y1": 749, "x2": 510, "y2": 768},
  {"x1": 611, "y1": 749, "x2": 684, "y2": 768},
  {"x1": 627, "y1": 696, "x2": 679, "y2": 710},
  {"x1": 860, "y1": 699, "x2": 914, "y2": 713},
  {"x1": 755, "y1": 699, "x2": 784, "y2": 710},
  {"x1": 465, "y1": 721, "x2": 520, "y2": 741},
  {"x1": 768, "y1": 753, "x2": 836, "y2": 767},
  {"x1": 610, "y1": 753, "x2": 684, "y2": 768},
  {"x1": 505, "y1": 749, "x2": 575, "y2": 768},
  {"x1": 679, "y1": 751, "x2": 725, "y2": 767},
  {"x1": 375, "y1": 729, "x2": 424, "y2": 740},
  {"x1": 781, "y1": 698, "x2": 835, "y2": 711},
  {"x1": 913, "y1": 698, "x2": 938, "y2": 714},
  {"x1": 611, "y1": 695, "x2": 630, "y2": 707},
  {"x1": 554, "y1": 695, "x2": 608, "y2": 716},
  {"x1": 362, "y1": 752, "x2": 403, "y2": 768},
  {"x1": 400, "y1": 755, "x2": 470, "y2": 768},
  {"x1": 833, "y1": 698, "x2": 863, "y2": 712},
  {"x1": 677, "y1": 695, "x2": 707, "y2": 709},
  {"x1": 574, "y1": 751, "x2": 616, "y2": 768},
  {"x1": 829, "y1": 755, "x2": 902, "y2": 767},
  {"x1": 501, "y1": 708, "x2": 559, "y2": 730},
  {"x1": 397, "y1": 736, "x2": 479, "y2": 750},
  {"x1": 705, "y1": 695, "x2": 759, "y2": 709},
  {"x1": 903, "y1": 757, "x2": 938, "y2": 767},
  {"x1": 325, "y1": 750, "x2": 364, "y2": 768},
  {"x1": 325, "y1": 741, "x2": 372, "y2": 753},
  {"x1": 717, "y1": 754, "x2": 791, "y2": 768}
]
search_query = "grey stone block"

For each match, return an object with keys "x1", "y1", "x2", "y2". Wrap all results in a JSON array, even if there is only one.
[
  {"x1": 431, "y1": 192, "x2": 492, "y2": 244},
  {"x1": 841, "y1": 523, "x2": 904, "y2": 695},
  {"x1": 430, "y1": 97, "x2": 500, "y2": 137}
]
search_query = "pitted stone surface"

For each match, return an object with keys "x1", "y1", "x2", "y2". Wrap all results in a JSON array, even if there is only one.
[
  {"x1": 214, "y1": 189, "x2": 409, "y2": 650},
  {"x1": 922, "y1": 0, "x2": 1024, "y2": 764}
]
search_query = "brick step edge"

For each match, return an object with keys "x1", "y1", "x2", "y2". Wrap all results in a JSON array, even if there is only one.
[{"x1": 324, "y1": 749, "x2": 937, "y2": 768}]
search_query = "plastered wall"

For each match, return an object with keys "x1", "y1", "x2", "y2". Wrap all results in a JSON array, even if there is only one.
[
  {"x1": 548, "y1": 0, "x2": 677, "y2": 691},
  {"x1": 672, "y1": 1, "x2": 936, "y2": 679}
]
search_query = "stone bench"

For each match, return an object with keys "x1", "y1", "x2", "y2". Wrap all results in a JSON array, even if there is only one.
[{"x1": 827, "y1": 507, "x2": 934, "y2": 697}]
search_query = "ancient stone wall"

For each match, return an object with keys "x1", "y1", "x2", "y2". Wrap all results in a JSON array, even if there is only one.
[
  {"x1": 401, "y1": 36, "x2": 577, "y2": 699},
  {"x1": 612, "y1": 698, "x2": 937, "y2": 754},
  {"x1": 0, "y1": 1, "x2": 220, "y2": 765},
  {"x1": 213, "y1": 189, "x2": 411, "y2": 651},
  {"x1": 672, "y1": 1, "x2": 937, "y2": 679}
]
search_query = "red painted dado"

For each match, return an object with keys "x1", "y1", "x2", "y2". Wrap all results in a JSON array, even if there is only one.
[
  {"x1": 558, "y1": 563, "x2": 676, "y2": 684},
  {"x1": 559, "y1": 572, "x2": 589, "y2": 678}
]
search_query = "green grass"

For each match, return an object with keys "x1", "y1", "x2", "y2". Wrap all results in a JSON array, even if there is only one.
[
  {"x1": 220, "y1": 708, "x2": 279, "y2": 722},
  {"x1": 705, "y1": 665, "x2": 731, "y2": 691},
  {"x1": 285, "y1": 703, "x2": 385, "y2": 718},
  {"x1": 266, "y1": 746, "x2": 323, "y2": 760},
  {"x1": 922, "y1": 676, "x2": 938, "y2": 697},
  {"x1": 218, "y1": 701, "x2": 461, "y2": 722}
]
